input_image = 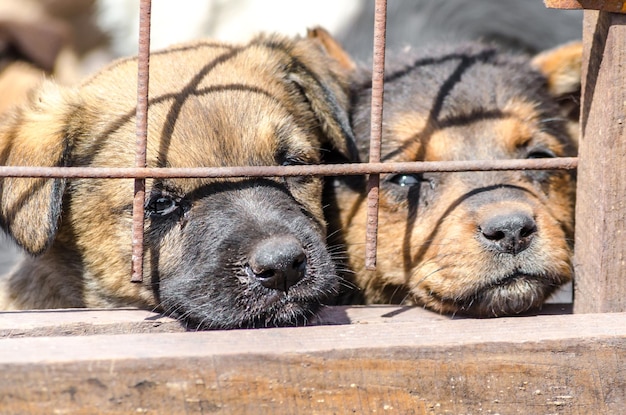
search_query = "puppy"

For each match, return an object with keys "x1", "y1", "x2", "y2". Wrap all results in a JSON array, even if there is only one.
[
  {"x1": 327, "y1": 41, "x2": 581, "y2": 317},
  {"x1": 0, "y1": 28, "x2": 357, "y2": 329}
]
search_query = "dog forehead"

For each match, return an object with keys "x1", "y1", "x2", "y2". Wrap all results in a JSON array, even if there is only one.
[
  {"x1": 383, "y1": 104, "x2": 540, "y2": 162},
  {"x1": 150, "y1": 92, "x2": 319, "y2": 168},
  {"x1": 82, "y1": 40, "x2": 289, "y2": 95},
  {"x1": 379, "y1": 44, "x2": 550, "y2": 123},
  {"x1": 379, "y1": 67, "x2": 566, "y2": 162},
  {"x1": 78, "y1": 40, "x2": 323, "y2": 168},
  {"x1": 427, "y1": 117, "x2": 535, "y2": 160}
]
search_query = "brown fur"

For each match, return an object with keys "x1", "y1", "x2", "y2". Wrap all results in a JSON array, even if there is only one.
[
  {"x1": 0, "y1": 28, "x2": 357, "y2": 329},
  {"x1": 328, "y1": 42, "x2": 581, "y2": 317}
]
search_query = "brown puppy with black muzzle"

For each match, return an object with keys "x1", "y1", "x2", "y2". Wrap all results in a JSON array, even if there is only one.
[
  {"x1": 0, "y1": 28, "x2": 358, "y2": 329},
  {"x1": 327, "y1": 41, "x2": 581, "y2": 317}
]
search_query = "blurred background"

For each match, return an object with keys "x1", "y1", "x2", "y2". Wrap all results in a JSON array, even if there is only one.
[{"x1": 0, "y1": 0, "x2": 582, "y2": 297}]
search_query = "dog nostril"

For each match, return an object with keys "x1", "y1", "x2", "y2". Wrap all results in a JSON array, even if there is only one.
[
  {"x1": 483, "y1": 229, "x2": 506, "y2": 241},
  {"x1": 292, "y1": 256, "x2": 306, "y2": 273},
  {"x1": 248, "y1": 235, "x2": 307, "y2": 292},
  {"x1": 479, "y1": 212, "x2": 537, "y2": 255},
  {"x1": 519, "y1": 223, "x2": 537, "y2": 238},
  {"x1": 254, "y1": 269, "x2": 276, "y2": 281}
]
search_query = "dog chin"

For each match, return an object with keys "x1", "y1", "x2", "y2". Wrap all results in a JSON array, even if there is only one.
[
  {"x1": 175, "y1": 290, "x2": 330, "y2": 330},
  {"x1": 158, "y1": 253, "x2": 339, "y2": 330},
  {"x1": 431, "y1": 273, "x2": 564, "y2": 318}
]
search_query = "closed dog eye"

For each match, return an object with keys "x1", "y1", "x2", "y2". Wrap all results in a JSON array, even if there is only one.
[
  {"x1": 525, "y1": 148, "x2": 556, "y2": 159},
  {"x1": 280, "y1": 156, "x2": 308, "y2": 166}
]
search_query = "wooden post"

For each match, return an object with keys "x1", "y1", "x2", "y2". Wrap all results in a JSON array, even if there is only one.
[
  {"x1": 544, "y1": 0, "x2": 626, "y2": 12},
  {"x1": 574, "y1": 10, "x2": 626, "y2": 313},
  {"x1": 545, "y1": 1, "x2": 626, "y2": 313}
]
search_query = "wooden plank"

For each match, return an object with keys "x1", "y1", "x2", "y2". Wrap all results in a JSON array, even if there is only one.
[
  {"x1": 574, "y1": 10, "x2": 626, "y2": 313},
  {"x1": 0, "y1": 308, "x2": 185, "y2": 338},
  {"x1": 0, "y1": 304, "x2": 571, "y2": 338},
  {"x1": 0, "y1": 306, "x2": 623, "y2": 414},
  {"x1": 545, "y1": 0, "x2": 626, "y2": 12}
]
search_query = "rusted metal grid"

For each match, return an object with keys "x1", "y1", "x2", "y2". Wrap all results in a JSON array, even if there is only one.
[{"x1": 0, "y1": 0, "x2": 580, "y2": 283}]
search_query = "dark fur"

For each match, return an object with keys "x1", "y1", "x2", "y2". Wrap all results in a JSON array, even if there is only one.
[{"x1": 150, "y1": 180, "x2": 338, "y2": 329}]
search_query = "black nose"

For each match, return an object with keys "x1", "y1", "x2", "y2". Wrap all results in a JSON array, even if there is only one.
[
  {"x1": 247, "y1": 235, "x2": 307, "y2": 292},
  {"x1": 479, "y1": 212, "x2": 537, "y2": 255}
]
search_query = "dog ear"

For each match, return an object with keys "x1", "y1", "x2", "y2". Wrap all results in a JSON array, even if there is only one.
[
  {"x1": 307, "y1": 27, "x2": 357, "y2": 73},
  {"x1": 532, "y1": 42, "x2": 582, "y2": 98},
  {"x1": 531, "y1": 42, "x2": 582, "y2": 129},
  {"x1": 289, "y1": 27, "x2": 360, "y2": 162},
  {"x1": 0, "y1": 83, "x2": 78, "y2": 255}
]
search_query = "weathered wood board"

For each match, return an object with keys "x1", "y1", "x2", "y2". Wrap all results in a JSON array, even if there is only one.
[
  {"x1": 545, "y1": 0, "x2": 626, "y2": 13},
  {"x1": 573, "y1": 10, "x2": 626, "y2": 313},
  {"x1": 1, "y1": 305, "x2": 624, "y2": 414}
]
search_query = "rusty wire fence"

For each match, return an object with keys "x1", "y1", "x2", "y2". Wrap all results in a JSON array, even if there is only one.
[{"x1": 0, "y1": 0, "x2": 579, "y2": 283}]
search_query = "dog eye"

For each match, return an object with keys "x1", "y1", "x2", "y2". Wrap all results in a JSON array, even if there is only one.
[
  {"x1": 388, "y1": 173, "x2": 423, "y2": 187},
  {"x1": 146, "y1": 195, "x2": 180, "y2": 217},
  {"x1": 281, "y1": 156, "x2": 307, "y2": 166},
  {"x1": 526, "y1": 148, "x2": 556, "y2": 159}
]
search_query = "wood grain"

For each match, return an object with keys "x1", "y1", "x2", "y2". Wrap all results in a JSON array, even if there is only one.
[
  {"x1": 574, "y1": 10, "x2": 626, "y2": 313},
  {"x1": 544, "y1": 0, "x2": 626, "y2": 12},
  {"x1": 0, "y1": 308, "x2": 185, "y2": 338},
  {"x1": 0, "y1": 306, "x2": 623, "y2": 414}
]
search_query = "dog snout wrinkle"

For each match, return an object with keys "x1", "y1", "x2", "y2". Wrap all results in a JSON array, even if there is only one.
[
  {"x1": 479, "y1": 211, "x2": 537, "y2": 255},
  {"x1": 248, "y1": 235, "x2": 307, "y2": 292}
]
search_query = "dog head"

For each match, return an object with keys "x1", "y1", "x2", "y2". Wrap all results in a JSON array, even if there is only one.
[
  {"x1": 331, "y1": 42, "x2": 581, "y2": 316},
  {"x1": 0, "y1": 28, "x2": 357, "y2": 329}
]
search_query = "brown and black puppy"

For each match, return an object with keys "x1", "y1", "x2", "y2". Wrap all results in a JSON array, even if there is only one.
[
  {"x1": 328, "y1": 42, "x2": 581, "y2": 316},
  {"x1": 0, "y1": 28, "x2": 358, "y2": 329}
]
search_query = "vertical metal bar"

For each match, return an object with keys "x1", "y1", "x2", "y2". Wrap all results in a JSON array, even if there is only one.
[
  {"x1": 365, "y1": 0, "x2": 387, "y2": 270},
  {"x1": 131, "y1": 0, "x2": 152, "y2": 283}
]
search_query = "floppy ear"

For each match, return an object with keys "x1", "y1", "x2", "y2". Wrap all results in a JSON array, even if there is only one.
[
  {"x1": 0, "y1": 82, "x2": 78, "y2": 255},
  {"x1": 531, "y1": 42, "x2": 582, "y2": 127},
  {"x1": 289, "y1": 27, "x2": 360, "y2": 162}
]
